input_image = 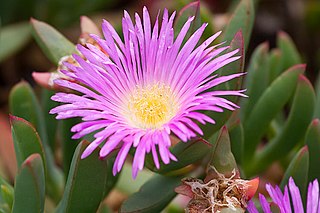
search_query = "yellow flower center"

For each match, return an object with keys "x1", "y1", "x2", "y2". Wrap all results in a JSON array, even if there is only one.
[{"x1": 125, "y1": 83, "x2": 178, "y2": 129}]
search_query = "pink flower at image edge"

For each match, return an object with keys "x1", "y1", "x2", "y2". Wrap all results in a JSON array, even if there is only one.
[{"x1": 247, "y1": 177, "x2": 320, "y2": 213}]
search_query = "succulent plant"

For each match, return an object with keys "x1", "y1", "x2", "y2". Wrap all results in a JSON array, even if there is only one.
[{"x1": 1, "y1": 0, "x2": 320, "y2": 212}]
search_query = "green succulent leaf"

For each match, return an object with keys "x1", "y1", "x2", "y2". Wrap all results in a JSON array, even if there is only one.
[
  {"x1": 116, "y1": 164, "x2": 153, "y2": 195},
  {"x1": 229, "y1": 120, "x2": 244, "y2": 164},
  {"x1": 0, "y1": 22, "x2": 31, "y2": 62},
  {"x1": 305, "y1": 119, "x2": 320, "y2": 181},
  {"x1": 41, "y1": 89, "x2": 59, "y2": 151},
  {"x1": 280, "y1": 146, "x2": 309, "y2": 200},
  {"x1": 56, "y1": 140, "x2": 108, "y2": 213},
  {"x1": 209, "y1": 126, "x2": 238, "y2": 175},
  {"x1": 277, "y1": 31, "x2": 302, "y2": 71},
  {"x1": 12, "y1": 154, "x2": 45, "y2": 213},
  {"x1": 145, "y1": 138, "x2": 212, "y2": 174},
  {"x1": 199, "y1": 5, "x2": 215, "y2": 40},
  {"x1": 174, "y1": 0, "x2": 201, "y2": 40},
  {"x1": 10, "y1": 115, "x2": 47, "y2": 178},
  {"x1": 9, "y1": 81, "x2": 64, "y2": 202},
  {"x1": 314, "y1": 73, "x2": 320, "y2": 119},
  {"x1": 223, "y1": 0, "x2": 255, "y2": 49},
  {"x1": 30, "y1": 18, "x2": 75, "y2": 65},
  {"x1": 120, "y1": 175, "x2": 181, "y2": 213},
  {"x1": 250, "y1": 74, "x2": 315, "y2": 175},
  {"x1": 243, "y1": 64, "x2": 305, "y2": 166},
  {"x1": 59, "y1": 118, "x2": 81, "y2": 178},
  {"x1": 221, "y1": 31, "x2": 246, "y2": 92},
  {"x1": 268, "y1": 49, "x2": 282, "y2": 84},
  {"x1": 104, "y1": 156, "x2": 120, "y2": 197},
  {"x1": 240, "y1": 42, "x2": 269, "y2": 121},
  {"x1": 9, "y1": 81, "x2": 48, "y2": 144}
]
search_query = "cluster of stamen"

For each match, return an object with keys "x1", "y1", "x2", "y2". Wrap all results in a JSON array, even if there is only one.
[
  {"x1": 182, "y1": 169, "x2": 250, "y2": 212},
  {"x1": 126, "y1": 83, "x2": 177, "y2": 129}
]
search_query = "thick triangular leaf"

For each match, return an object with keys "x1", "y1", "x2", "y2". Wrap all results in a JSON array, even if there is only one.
[
  {"x1": 56, "y1": 141, "x2": 108, "y2": 213},
  {"x1": 305, "y1": 119, "x2": 320, "y2": 181},
  {"x1": 280, "y1": 146, "x2": 309, "y2": 200},
  {"x1": 41, "y1": 89, "x2": 59, "y2": 151},
  {"x1": 223, "y1": 0, "x2": 255, "y2": 49},
  {"x1": 240, "y1": 42, "x2": 269, "y2": 121},
  {"x1": 145, "y1": 138, "x2": 211, "y2": 174},
  {"x1": 9, "y1": 81, "x2": 64, "y2": 202},
  {"x1": 115, "y1": 164, "x2": 153, "y2": 195},
  {"x1": 174, "y1": 1, "x2": 201, "y2": 40},
  {"x1": 277, "y1": 31, "x2": 302, "y2": 71},
  {"x1": 249, "y1": 74, "x2": 315, "y2": 175},
  {"x1": 120, "y1": 175, "x2": 181, "y2": 213},
  {"x1": 229, "y1": 120, "x2": 244, "y2": 164},
  {"x1": 9, "y1": 81, "x2": 48, "y2": 144},
  {"x1": 10, "y1": 115, "x2": 46, "y2": 171},
  {"x1": 30, "y1": 18, "x2": 75, "y2": 64},
  {"x1": 104, "y1": 156, "x2": 120, "y2": 197},
  {"x1": 268, "y1": 49, "x2": 282, "y2": 84},
  {"x1": 242, "y1": 65, "x2": 305, "y2": 166},
  {"x1": 253, "y1": 75, "x2": 315, "y2": 174},
  {"x1": 59, "y1": 118, "x2": 81, "y2": 179},
  {"x1": 12, "y1": 154, "x2": 45, "y2": 213},
  {"x1": 209, "y1": 126, "x2": 238, "y2": 175},
  {"x1": 314, "y1": 72, "x2": 320, "y2": 119}
]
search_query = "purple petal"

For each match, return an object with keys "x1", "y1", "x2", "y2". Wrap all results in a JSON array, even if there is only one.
[
  {"x1": 266, "y1": 184, "x2": 286, "y2": 213},
  {"x1": 307, "y1": 179, "x2": 319, "y2": 213},
  {"x1": 259, "y1": 193, "x2": 272, "y2": 213},
  {"x1": 113, "y1": 140, "x2": 133, "y2": 175},
  {"x1": 288, "y1": 177, "x2": 304, "y2": 213},
  {"x1": 247, "y1": 200, "x2": 259, "y2": 213}
]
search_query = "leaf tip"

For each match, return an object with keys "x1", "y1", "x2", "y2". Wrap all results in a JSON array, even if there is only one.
[
  {"x1": 287, "y1": 64, "x2": 306, "y2": 73},
  {"x1": 278, "y1": 30, "x2": 289, "y2": 39},
  {"x1": 311, "y1": 118, "x2": 320, "y2": 126},
  {"x1": 9, "y1": 115, "x2": 37, "y2": 132},
  {"x1": 9, "y1": 114, "x2": 22, "y2": 125},
  {"x1": 32, "y1": 72, "x2": 51, "y2": 89},
  {"x1": 261, "y1": 41, "x2": 270, "y2": 51},
  {"x1": 298, "y1": 74, "x2": 315, "y2": 92},
  {"x1": 23, "y1": 153, "x2": 41, "y2": 166},
  {"x1": 221, "y1": 125, "x2": 228, "y2": 134},
  {"x1": 299, "y1": 145, "x2": 309, "y2": 156},
  {"x1": 29, "y1": 17, "x2": 40, "y2": 26},
  {"x1": 233, "y1": 30, "x2": 244, "y2": 41}
]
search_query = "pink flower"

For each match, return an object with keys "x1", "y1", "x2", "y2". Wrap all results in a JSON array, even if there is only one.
[
  {"x1": 50, "y1": 7, "x2": 245, "y2": 178},
  {"x1": 247, "y1": 177, "x2": 320, "y2": 213}
]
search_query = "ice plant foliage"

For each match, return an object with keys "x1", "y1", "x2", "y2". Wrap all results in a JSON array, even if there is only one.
[
  {"x1": 50, "y1": 7, "x2": 246, "y2": 178},
  {"x1": 247, "y1": 177, "x2": 320, "y2": 213}
]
